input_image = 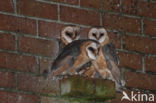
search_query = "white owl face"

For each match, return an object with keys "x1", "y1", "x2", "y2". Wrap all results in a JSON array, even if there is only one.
[
  {"x1": 88, "y1": 28, "x2": 108, "y2": 44},
  {"x1": 86, "y1": 42, "x2": 100, "y2": 60},
  {"x1": 61, "y1": 26, "x2": 80, "y2": 45}
]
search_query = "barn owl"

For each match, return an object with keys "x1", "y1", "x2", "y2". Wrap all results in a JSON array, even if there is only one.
[
  {"x1": 59, "y1": 25, "x2": 80, "y2": 50},
  {"x1": 86, "y1": 27, "x2": 125, "y2": 91},
  {"x1": 48, "y1": 40, "x2": 100, "y2": 80},
  {"x1": 43, "y1": 26, "x2": 80, "y2": 77}
]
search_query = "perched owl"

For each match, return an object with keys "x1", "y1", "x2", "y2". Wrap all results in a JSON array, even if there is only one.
[
  {"x1": 87, "y1": 27, "x2": 125, "y2": 91},
  {"x1": 59, "y1": 25, "x2": 80, "y2": 50},
  {"x1": 48, "y1": 40, "x2": 100, "y2": 80},
  {"x1": 43, "y1": 26, "x2": 80, "y2": 77}
]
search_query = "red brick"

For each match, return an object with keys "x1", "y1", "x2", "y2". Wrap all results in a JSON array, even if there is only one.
[
  {"x1": 145, "y1": 56, "x2": 156, "y2": 73},
  {"x1": 60, "y1": 6, "x2": 100, "y2": 26},
  {"x1": 19, "y1": 36, "x2": 59, "y2": 57},
  {"x1": 0, "y1": 14, "x2": 36, "y2": 35},
  {"x1": 102, "y1": 14, "x2": 141, "y2": 33},
  {"x1": 108, "y1": 31, "x2": 121, "y2": 49},
  {"x1": 38, "y1": 21, "x2": 64, "y2": 38},
  {"x1": 0, "y1": 0, "x2": 14, "y2": 12},
  {"x1": 0, "y1": 71, "x2": 15, "y2": 88},
  {"x1": 118, "y1": 52, "x2": 142, "y2": 70},
  {"x1": 41, "y1": 96, "x2": 69, "y2": 103},
  {"x1": 50, "y1": 0, "x2": 79, "y2": 5},
  {"x1": 144, "y1": 20, "x2": 156, "y2": 36},
  {"x1": 81, "y1": 0, "x2": 120, "y2": 12},
  {"x1": 123, "y1": 35, "x2": 156, "y2": 54},
  {"x1": 0, "y1": 90, "x2": 38, "y2": 103},
  {"x1": 122, "y1": 0, "x2": 156, "y2": 18},
  {"x1": 125, "y1": 71, "x2": 156, "y2": 90},
  {"x1": 0, "y1": 52, "x2": 38, "y2": 73},
  {"x1": 17, "y1": 0, "x2": 58, "y2": 20},
  {"x1": 40, "y1": 58, "x2": 53, "y2": 74},
  {"x1": 18, "y1": 74, "x2": 59, "y2": 95},
  {"x1": 0, "y1": 33, "x2": 15, "y2": 50}
]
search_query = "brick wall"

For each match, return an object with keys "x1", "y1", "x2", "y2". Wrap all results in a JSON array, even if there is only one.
[{"x1": 0, "y1": 0, "x2": 156, "y2": 103}]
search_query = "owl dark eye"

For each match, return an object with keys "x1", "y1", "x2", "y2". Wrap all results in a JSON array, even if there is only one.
[
  {"x1": 92, "y1": 33, "x2": 96, "y2": 37},
  {"x1": 100, "y1": 33, "x2": 104, "y2": 37},
  {"x1": 66, "y1": 32, "x2": 73, "y2": 38},
  {"x1": 88, "y1": 47, "x2": 95, "y2": 53}
]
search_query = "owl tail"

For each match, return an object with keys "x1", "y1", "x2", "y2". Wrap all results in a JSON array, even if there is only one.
[{"x1": 107, "y1": 60, "x2": 126, "y2": 92}]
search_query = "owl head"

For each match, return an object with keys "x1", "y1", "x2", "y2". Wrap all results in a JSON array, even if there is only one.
[
  {"x1": 61, "y1": 25, "x2": 80, "y2": 45},
  {"x1": 85, "y1": 41, "x2": 100, "y2": 60},
  {"x1": 88, "y1": 27, "x2": 110, "y2": 46}
]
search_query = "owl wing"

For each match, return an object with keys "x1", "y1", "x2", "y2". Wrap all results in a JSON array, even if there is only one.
[
  {"x1": 48, "y1": 40, "x2": 86, "y2": 79},
  {"x1": 48, "y1": 55, "x2": 75, "y2": 79},
  {"x1": 102, "y1": 43, "x2": 119, "y2": 65},
  {"x1": 56, "y1": 38, "x2": 65, "y2": 56},
  {"x1": 102, "y1": 43, "x2": 122, "y2": 85}
]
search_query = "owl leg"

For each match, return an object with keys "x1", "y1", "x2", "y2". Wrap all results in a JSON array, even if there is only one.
[
  {"x1": 68, "y1": 56, "x2": 89, "y2": 75},
  {"x1": 48, "y1": 64, "x2": 70, "y2": 79},
  {"x1": 91, "y1": 61, "x2": 111, "y2": 79},
  {"x1": 84, "y1": 66, "x2": 94, "y2": 77}
]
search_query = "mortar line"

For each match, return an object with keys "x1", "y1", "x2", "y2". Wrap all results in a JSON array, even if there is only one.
[
  {"x1": 120, "y1": 32, "x2": 123, "y2": 50},
  {"x1": 36, "y1": 20, "x2": 39, "y2": 37},
  {"x1": 36, "y1": 56, "x2": 40, "y2": 74},
  {"x1": 15, "y1": 73, "x2": 18, "y2": 91},
  {"x1": 38, "y1": 96, "x2": 41, "y2": 103},
  {"x1": 13, "y1": 0, "x2": 17, "y2": 14},
  {"x1": 57, "y1": 4, "x2": 61, "y2": 23},
  {"x1": 0, "y1": 67, "x2": 42, "y2": 76},
  {"x1": 141, "y1": 18, "x2": 144, "y2": 35},
  {"x1": 0, "y1": 49, "x2": 53, "y2": 59},
  {"x1": 78, "y1": 0, "x2": 81, "y2": 7},
  {"x1": 120, "y1": 0, "x2": 123, "y2": 13},
  {"x1": 142, "y1": 56, "x2": 146, "y2": 73},
  {"x1": 0, "y1": 10, "x2": 156, "y2": 28},
  {"x1": 15, "y1": 34, "x2": 19, "y2": 52},
  {"x1": 36, "y1": 0, "x2": 156, "y2": 20},
  {"x1": 0, "y1": 30, "x2": 57, "y2": 41},
  {"x1": 99, "y1": 13, "x2": 103, "y2": 26},
  {"x1": 0, "y1": 11, "x2": 90, "y2": 28}
]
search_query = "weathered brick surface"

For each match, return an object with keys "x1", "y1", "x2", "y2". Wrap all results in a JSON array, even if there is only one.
[
  {"x1": 60, "y1": 6, "x2": 100, "y2": 26},
  {"x1": 0, "y1": 0, "x2": 14, "y2": 12},
  {"x1": 0, "y1": 91, "x2": 38, "y2": 103},
  {"x1": 144, "y1": 19, "x2": 156, "y2": 36},
  {"x1": 0, "y1": 0, "x2": 156, "y2": 102},
  {"x1": 17, "y1": 0, "x2": 58, "y2": 20},
  {"x1": 102, "y1": 14, "x2": 141, "y2": 33},
  {"x1": 81, "y1": 0, "x2": 120, "y2": 12},
  {"x1": 0, "y1": 52, "x2": 38, "y2": 73},
  {"x1": 41, "y1": 96, "x2": 69, "y2": 103},
  {"x1": 145, "y1": 56, "x2": 156, "y2": 73},
  {"x1": 0, "y1": 33, "x2": 15, "y2": 50},
  {"x1": 125, "y1": 72, "x2": 156, "y2": 90},
  {"x1": 40, "y1": 58, "x2": 53, "y2": 74},
  {"x1": 108, "y1": 31, "x2": 121, "y2": 49},
  {"x1": 79, "y1": 27, "x2": 90, "y2": 39},
  {"x1": 50, "y1": 0, "x2": 79, "y2": 5},
  {"x1": 18, "y1": 74, "x2": 60, "y2": 95},
  {"x1": 39, "y1": 21, "x2": 64, "y2": 38},
  {"x1": 122, "y1": 0, "x2": 156, "y2": 18},
  {"x1": 0, "y1": 14, "x2": 36, "y2": 35},
  {"x1": 19, "y1": 36, "x2": 59, "y2": 57},
  {"x1": 0, "y1": 71, "x2": 16, "y2": 88},
  {"x1": 123, "y1": 35, "x2": 156, "y2": 54},
  {"x1": 118, "y1": 52, "x2": 142, "y2": 70}
]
